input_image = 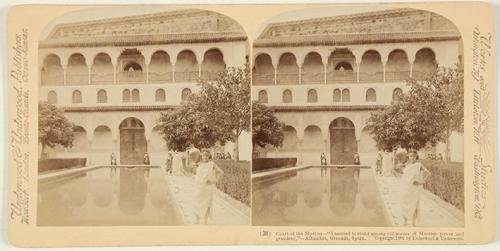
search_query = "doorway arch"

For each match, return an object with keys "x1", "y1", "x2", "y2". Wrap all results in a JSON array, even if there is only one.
[
  {"x1": 329, "y1": 117, "x2": 357, "y2": 164},
  {"x1": 119, "y1": 117, "x2": 147, "y2": 164}
]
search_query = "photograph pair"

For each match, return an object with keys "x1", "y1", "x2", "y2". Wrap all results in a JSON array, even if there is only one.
[{"x1": 36, "y1": 5, "x2": 464, "y2": 229}]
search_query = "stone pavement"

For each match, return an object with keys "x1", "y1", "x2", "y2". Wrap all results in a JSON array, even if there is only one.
[
  {"x1": 375, "y1": 174, "x2": 464, "y2": 227},
  {"x1": 163, "y1": 170, "x2": 250, "y2": 225}
]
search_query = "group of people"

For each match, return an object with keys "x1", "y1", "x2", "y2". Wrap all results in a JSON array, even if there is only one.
[
  {"x1": 319, "y1": 152, "x2": 361, "y2": 166},
  {"x1": 165, "y1": 147, "x2": 225, "y2": 225},
  {"x1": 215, "y1": 152, "x2": 232, "y2": 160},
  {"x1": 375, "y1": 147, "x2": 432, "y2": 226},
  {"x1": 375, "y1": 147, "x2": 412, "y2": 176},
  {"x1": 109, "y1": 152, "x2": 150, "y2": 165}
]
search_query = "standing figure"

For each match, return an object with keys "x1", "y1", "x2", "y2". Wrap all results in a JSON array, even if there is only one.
[
  {"x1": 375, "y1": 151, "x2": 383, "y2": 175},
  {"x1": 320, "y1": 153, "x2": 327, "y2": 165},
  {"x1": 143, "y1": 153, "x2": 150, "y2": 165},
  {"x1": 188, "y1": 147, "x2": 201, "y2": 173},
  {"x1": 353, "y1": 153, "x2": 360, "y2": 165},
  {"x1": 166, "y1": 152, "x2": 173, "y2": 174},
  {"x1": 172, "y1": 151, "x2": 184, "y2": 176},
  {"x1": 400, "y1": 150, "x2": 431, "y2": 226},
  {"x1": 110, "y1": 153, "x2": 117, "y2": 166},
  {"x1": 381, "y1": 150, "x2": 394, "y2": 176},
  {"x1": 226, "y1": 152, "x2": 232, "y2": 160},
  {"x1": 320, "y1": 153, "x2": 328, "y2": 176},
  {"x1": 437, "y1": 153, "x2": 443, "y2": 161},
  {"x1": 194, "y1": 149, "x2": 224, "y2": 224},
  {"x1": 394, "y1": 148, "x2": 408, "y2": 176}
]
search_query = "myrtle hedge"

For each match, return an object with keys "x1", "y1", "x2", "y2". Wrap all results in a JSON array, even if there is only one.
[
  {"x1": 38, "y1": 158, "x2": 87, "y2": 173},
  {"x1": 421, "y1": 159, "x2": 464, "y2": 211},
  {"x1": 213, "y1": 160, "x2": 250, "y2": 206}
]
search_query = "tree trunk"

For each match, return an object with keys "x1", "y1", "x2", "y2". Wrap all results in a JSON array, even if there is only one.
[
  {"x1": 445, "y1": 128, "x2": 451, "y2": 163},
  {"x1": 41, "y1": 144, "x2": 47, "y2": 159},
  {"x1": 233, "y1": 134, "x2": 239, "y2": 161}
]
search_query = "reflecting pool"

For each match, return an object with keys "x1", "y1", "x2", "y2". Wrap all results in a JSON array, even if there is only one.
[
  {"x1": 252, "y1": 167, "x2": 390, "y2": 226},
  {"x1": 37, "y1": 167, "x2": 182, "y2": 226}
]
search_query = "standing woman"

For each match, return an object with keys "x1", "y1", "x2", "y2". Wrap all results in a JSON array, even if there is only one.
[
  {"x1": 375, "y1": 151, "x2": 383, "y2": 175},
  {"x1": 400, "y1": 150, "x2": 431, "y2": 226},
  {"x1": 171, "y1": 151, "x2": 184, "y2": 176},
  {"x1": 194, "y1": 149, "x2": 224, "y2": 224},
  {"x1": 381, "y1": 150, "x2": 394, "y2": 176}
]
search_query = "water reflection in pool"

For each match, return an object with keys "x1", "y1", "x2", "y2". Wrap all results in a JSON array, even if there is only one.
[
  {"x1": 252, "y1": 167, "x2": 390, "y2": 226},
  {"x1": 37, "y1": 167, "x2": 182, "y2": 226}
]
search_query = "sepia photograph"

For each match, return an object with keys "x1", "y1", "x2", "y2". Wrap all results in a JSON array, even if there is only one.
[
  {"x1": 36, "y1": 6, "x2": 251, "y2": 226},
  {"x1": 251, "y1": 7, "x2": 465, "y2": 227},
  {"x1": 5, "y1": 2, "x2": 496, "y2": 247}
]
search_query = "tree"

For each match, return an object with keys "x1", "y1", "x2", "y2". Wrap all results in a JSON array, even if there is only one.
[
  {"x1": 39, "y1": 102, "x2": 74, "y2": 158},
  {"x1": 155, "y1": 66, "x2": 250, "y2": 160},
  {"x1": 407, "y1": 66, "x2": 464, "y2": 162},
  {"x1": 192, "y1": 66, "x2": 251, "y2": 160},
  {"x1": 156, "y1": 96, "x2": 223, "y2": 151},
  {"x1": 366, "y1": 85, "x2": 444, "y2": 151},
  {"x1": 366, "y1": 66, "x2": 464, "y2": 160},
  {"x1": 252, "y1": 101, "x2": 284, "y2": 152}
]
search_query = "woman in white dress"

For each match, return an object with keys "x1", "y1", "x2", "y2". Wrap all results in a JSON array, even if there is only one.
[
  {"x1": 171, "y1": 151, "x2": 184, "y2": 176},
  {"x1": 194, "y1": 150, "x2": 224, "y2": 224},
  {"x1": 400, "y1": 150, "x2": 431, "y2": 226},
  {"x1": 381, "y1": 150, "x2": 394, "y2": 176}
]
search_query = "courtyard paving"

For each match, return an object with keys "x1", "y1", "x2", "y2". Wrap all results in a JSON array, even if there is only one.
[
  {"x1": 375, "y1": 174, "x2": 464, "y2": 227},
  {"x1": 163, "y1": 170, "x2": 250, "y2": 225}
]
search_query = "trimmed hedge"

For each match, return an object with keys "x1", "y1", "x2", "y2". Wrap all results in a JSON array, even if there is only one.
[
  {"x1": 252, "y1": 158, "x2": 297, "y2": 172},
  {"x1": 214, "y1": 160, "x2": 250, "y2": 206},
  {"x1": 187, "y1": 160, "x2": 250, "y2": 206},
  {"x1": 38, "y1": 158, "x2": 87, "y2": 173},
  {"x1": 421, "y1": 159, "x2": 464, "y2": 211}
]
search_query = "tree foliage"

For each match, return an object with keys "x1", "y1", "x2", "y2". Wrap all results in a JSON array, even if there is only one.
[
  {"x1": 156, "y1": 66, "x2": 251, "y2": 158},
  {"x1": 366, "y1": 66, "x2": 464, "y2": 154},
  {"x1": 412, "y1": 66, "x2": 464, "y2": 134},
  {"x1": 156, "y1": 96, "x2": 222, "y2": 151},
  {"x1": 194, "y1": 65, "x2": 251, "y2": 142},
  {"x1": 39, "y1": 102, "x2": 74, "y2": 156},
  {"x1": 252, "y1": 101, "x2": 284, "y2": 151}
]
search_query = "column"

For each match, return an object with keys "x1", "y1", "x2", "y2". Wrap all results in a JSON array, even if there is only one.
[
  {"x1": 88, "y1": 67, "x2": 91, "y2": 85},
  {"x1": 321, "y1": 52, "x2": 329, "y2": 85},
  {"x1": 113, "y1": 139, "x2": 120, "y2": 165},
  {"x1": 110, "y1": 57, "x2": 118, "y2": 85},
  {"x1": 298, "y1": 66, "x2": 302, "y2": 85},
  {"x1": 381, "y1": 56, "x2": 388, "y2": 83},
  {"x1": 113, "y1": 65, "x2": 117, "y2": 85},
  {"x1": 198, "y1": 64, "x2": 202, "y2": 78},
  {"x1": 143, "y1": 52, "x2": 152, "y2": 84},
  {"x1": 274, "y1": 68, "x2": 278, "y2": 85},
  {"x1": 62, "y1": 66, "x2": 67, "y2": 86},
  {"x1": 172, "y1": 64, "x2": 176, "y2": 82},
  {"x1": 298, "y1": 140, "x2": 303, "y2": 165},
  {"x1": 408, "y1": 50, "x2": 416, "y2": 79},
  {"x1": 383, "y1": 63, "x2": 386, "y2": 82},
  {"x1": 324, "y1": 139, "x2": 329, "y2": 163},
  {"x1": 352, "y1": 49, "x2": 363, "y2": 83},
  {"x1": 323, "y1": 64, "x2": 327, "y2": 84},
  {"x1": 87, "y1": 139, "x2": 93, "y2": 165},
  {"x1": 356, "y1": 64, "x2": 360, "y2": 83},
  {"x1": 270, "y1": 57, "x2": 278, "y2": 85}
]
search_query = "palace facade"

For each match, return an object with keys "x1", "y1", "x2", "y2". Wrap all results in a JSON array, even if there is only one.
[
  {"x1": 252, "y1": 8, "x2": 463, "y2": 165},
  {"x1": 39, "y1": 9, "x2": 250, "y2": 165}
]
